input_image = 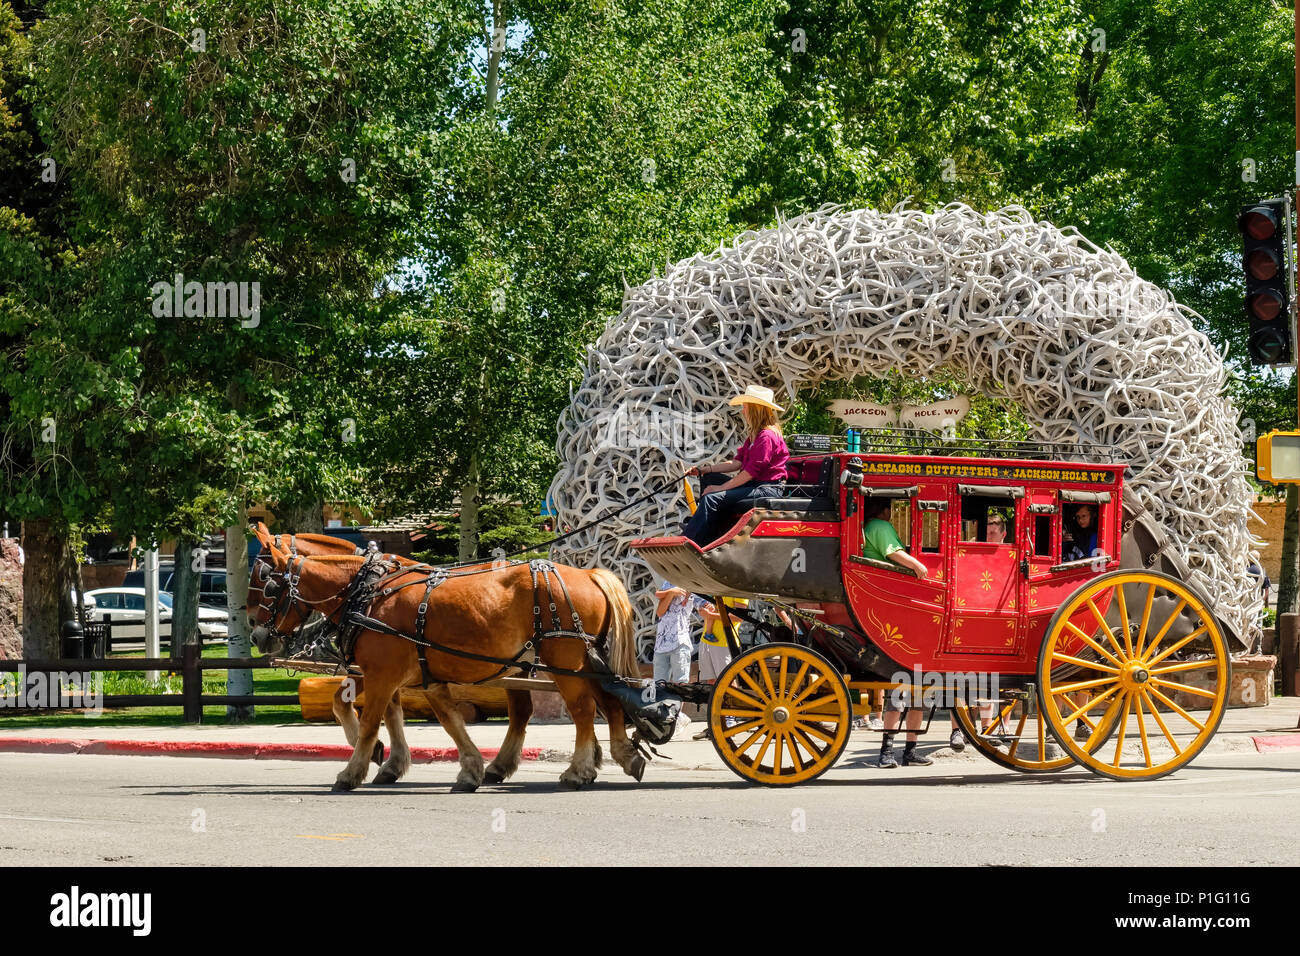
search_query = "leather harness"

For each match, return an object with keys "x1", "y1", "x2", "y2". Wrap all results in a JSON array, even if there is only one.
[{"x1": 260, "y1": 553, "x2": 605, "y2": 687}]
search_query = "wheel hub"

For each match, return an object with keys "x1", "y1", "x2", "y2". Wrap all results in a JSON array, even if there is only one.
[
  {"x1": 770, "y1": 705, "x2": 791, "y2": 725},
  {"x1": 1119, "y1": 660, "x2": 1150, "y2": 690}
]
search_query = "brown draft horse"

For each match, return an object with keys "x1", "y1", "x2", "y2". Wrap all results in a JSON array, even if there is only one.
[
  {"x1": 246, "y1": 526, "x2": 535, "y2": 783},
  {"x1": 249, "y1": 527, "x2": 643, "y2": 791}
]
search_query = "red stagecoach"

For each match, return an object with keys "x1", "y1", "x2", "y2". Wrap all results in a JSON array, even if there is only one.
[{"x1": 631, "y1": 433, "x2": 1233, "y2": 786}]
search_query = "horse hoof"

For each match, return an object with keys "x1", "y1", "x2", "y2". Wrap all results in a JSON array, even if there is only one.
[
  {"x1": 451, "y1": 781, "x2": 479, "y2": 794},
  {"x1": 558, "y1": 779, "x2": 582, "y2": 791},
  {"x1": 483, "y1": 770, "x2": 505, "y2": 785},
  {"x1": 371, "y1": 741, "x2": 386, "y2": 767},
  {"x1": 629, "y1": 755, "x2": 647, "y2": 783},
  {"x1": 332, "y1": 779, "x2": 357, "y2": 793},
  {"x1": 373, "y1": 769, "x2": 398, "y2": 785}
]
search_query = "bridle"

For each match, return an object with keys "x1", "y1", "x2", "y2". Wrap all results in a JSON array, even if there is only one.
[
  {"x1": 248, "y1": 533, "x2": 372, "y2": 627},
  {"x1": 252, "y1": 548, "x2": 382, "y2": 651}
]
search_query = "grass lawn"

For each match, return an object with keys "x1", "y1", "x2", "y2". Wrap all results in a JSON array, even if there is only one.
[{"x1": 0, "y1": 645, "x2": 309, "y2": 728}]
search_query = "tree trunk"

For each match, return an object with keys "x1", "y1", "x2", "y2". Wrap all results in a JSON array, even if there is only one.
[
  {"x1": 21, "y1": 518, "x2": 63, "y2": 659},
  {"x1": 171, "y1": 536, "x2": 201, "y2": 663},
  {"x1": 275, "y1": 499, "x2": 324, "y2": 534},
  {"x1": 1277, "y1": 484, "x2": 1299, "y2": 617},
  {"x1": 61, "y1": 539, "x2": 87, "y2": 631},
  {"x1": 458, "y1": 454, "x2": 481, "y2": 563},
  {"x1": 485, "y1": 0, "x2": 504, "y2": 114},
  {"x1": 225, "y1": 506, "x2": 253, "y2": 722}
]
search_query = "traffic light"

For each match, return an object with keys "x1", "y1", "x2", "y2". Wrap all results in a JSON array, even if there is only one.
[
  {"x1": 1238, "y1": 198, "x2": 1293, "y2": 366},
  {"x1": 1257, "y1": 430, "x2": 1300, "y2": 483}
]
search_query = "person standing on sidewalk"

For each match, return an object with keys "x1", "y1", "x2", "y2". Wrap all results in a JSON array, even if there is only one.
[
  {"x1": 692, "y1": 596, "x2": 749, "y2": 740},
  {"x1": 654, "y1": 581, "x2": 703, "y2": 684}
]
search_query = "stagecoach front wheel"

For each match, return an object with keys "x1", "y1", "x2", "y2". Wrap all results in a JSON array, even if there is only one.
[
  {"x1": 708, "y1": 643, "x2": 851, "y2": 787},
  {"x1": 1038, "y1": 570, "x2": 1230, "y2": 781}
]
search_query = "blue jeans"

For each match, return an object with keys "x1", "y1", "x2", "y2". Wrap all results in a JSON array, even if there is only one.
[{"x1": 682, "y1": 479, "x2": 784, "y2": 546}]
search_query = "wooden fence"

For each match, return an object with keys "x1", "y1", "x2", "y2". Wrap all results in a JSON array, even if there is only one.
[{"x1": 0, "y1": 643, "x2": 297, "y2": 723}]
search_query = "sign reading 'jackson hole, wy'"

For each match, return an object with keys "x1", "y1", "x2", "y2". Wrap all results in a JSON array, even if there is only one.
[
  {"x1": 863, "y1": 460, "x2": 1117, "y2": 483},
  {"x1": 831, "y1": 397, "x2": 971, "y2": 430}
]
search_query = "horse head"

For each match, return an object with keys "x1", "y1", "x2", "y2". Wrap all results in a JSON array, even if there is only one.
[{"x1": 248, "y1": 523, "x2": 302, "y2": 655}]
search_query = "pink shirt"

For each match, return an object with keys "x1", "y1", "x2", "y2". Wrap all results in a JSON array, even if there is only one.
[{"x1": 737, "y1": 429, "x2": 789, "y2": 483}]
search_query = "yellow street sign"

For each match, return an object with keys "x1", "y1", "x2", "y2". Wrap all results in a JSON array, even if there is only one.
[{"x1": 1257, "y1": 430, "x2": 1300, "y2": 483}]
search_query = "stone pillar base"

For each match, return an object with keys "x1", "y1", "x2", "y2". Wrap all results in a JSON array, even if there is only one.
[
  {"x1": 1228, "y1": 655, "x2": 1275, "y2": 707},
  {"x1": 1165, "y1": 655, "x2": 1275, "y2": 710},
  {"x1": 530, "y1": 689, "x2": 569, "y2": 722}
]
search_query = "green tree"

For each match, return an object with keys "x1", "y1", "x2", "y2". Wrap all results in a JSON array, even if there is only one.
[
  {"x1": 742, "y1": 0, "x2": 1088, "y2": 219},
  {"x1": 0, "y1": 0, "x2": 87, "y2": 656},
  {"x1": 4, "y1": 0, "x2": 471, "y2": 652},
  {"x1": 367, "y1": 0, "x2": 783, "y2": 559}
]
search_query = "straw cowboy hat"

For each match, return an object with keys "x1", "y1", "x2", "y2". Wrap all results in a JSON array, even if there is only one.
[{"x1": 727, "y1": 385, "x2": 784, "y2": 412}]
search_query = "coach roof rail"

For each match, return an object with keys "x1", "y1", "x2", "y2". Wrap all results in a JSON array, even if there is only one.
[{"x1": 848, "y1": 428, "x2": 1123, "y2": 463}]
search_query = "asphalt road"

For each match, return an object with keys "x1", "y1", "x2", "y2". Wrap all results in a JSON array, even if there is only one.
[{"x1": 1, "y1": 745, "x2": 1297, "y2": 866}]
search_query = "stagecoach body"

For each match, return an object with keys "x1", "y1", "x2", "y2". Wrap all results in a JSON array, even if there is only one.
[{"x1": 631, "y1": 436, "x2": 1232, "y2": 786}]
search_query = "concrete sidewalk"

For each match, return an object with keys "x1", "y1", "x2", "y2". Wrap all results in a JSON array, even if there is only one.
[{"x1": 0, "y1": 698, "x2": 1297, "y2": 766}]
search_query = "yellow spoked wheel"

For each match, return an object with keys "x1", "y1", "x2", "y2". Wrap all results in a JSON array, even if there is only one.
[
  {"x1": 953, "y1": 692, "x2": 1121, "y2": 773},
  {"x1": 709, "y1": 643, "x2": 851, "y2": 787},
  {"x1": 1038, "y1": 570, "x2": 1230, "y2": 781},
  {"x1": 952, "y1": 695, "x2": 1076, "y2": 773}
]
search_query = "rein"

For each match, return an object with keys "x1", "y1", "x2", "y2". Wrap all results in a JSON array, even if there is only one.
[
  {"x1": 251, "y1": 471, "x2": 689, "y2": 681},
  {"x1": 409, "y1": 472, "x2": 687, "y2": 571}
]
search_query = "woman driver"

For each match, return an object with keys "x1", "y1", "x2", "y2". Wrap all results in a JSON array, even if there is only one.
[{"x1": 682, "y1": 386, "x2": 790, "y2": 546}]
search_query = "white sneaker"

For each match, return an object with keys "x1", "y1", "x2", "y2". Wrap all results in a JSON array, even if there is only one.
[
  {"x1": 866, "y1": 714, "x2": 885, "y2": 731},
  {"x1": 672, "y1": 712, "x2": 693, "y2": 740}
]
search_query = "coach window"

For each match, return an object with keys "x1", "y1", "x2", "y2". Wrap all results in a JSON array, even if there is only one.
[
  {"x1": 917, "y1": 499, "x2": 945, "y2": 554},
  {"x1": 1063, "y1": 501, "x2": 1104, "y2": 562},
  {"x1": 889, "y1": 498, "x2": 911, "y2": 543},
  {"x1": 1033, "y1": 514, "x2": 1054, "y2": 557},
  {"x1": 960, "y1": 495, "x2": 1016, "y2": 545}
]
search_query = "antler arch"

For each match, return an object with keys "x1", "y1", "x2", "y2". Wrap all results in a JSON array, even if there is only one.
[{"x1": 550, "y1": 203, "x2": 1259, "y2": 652}]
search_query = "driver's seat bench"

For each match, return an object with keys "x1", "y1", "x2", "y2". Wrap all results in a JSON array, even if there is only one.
[{"x1": 751, "y1": 496, "x2": 836, "y2": 513}]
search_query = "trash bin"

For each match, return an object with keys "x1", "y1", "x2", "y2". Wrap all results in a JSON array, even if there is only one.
[
  {"x1": 82, "y1": 622, "x2": 106, "y2": 659},
  {"x1": 61, "y1": 620, "x2": 85, "y2": 659}
]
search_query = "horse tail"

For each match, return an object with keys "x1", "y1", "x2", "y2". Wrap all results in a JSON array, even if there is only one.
[{"x1": 588, "y1": 568, "x2": 639, "y2": 678}]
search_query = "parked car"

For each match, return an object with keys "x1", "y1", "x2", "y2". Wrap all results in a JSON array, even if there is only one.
[
  {"x1": 120, "y1": 566, "x2": 229, "y2": 609},
  {"x1": 84, "y1": 587, "x2": 228, "y2": 641}
]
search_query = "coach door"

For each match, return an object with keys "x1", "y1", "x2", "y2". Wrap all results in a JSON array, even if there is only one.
[{"x1": 944, "y1": 483, "x2": 1023, "y2": 656}]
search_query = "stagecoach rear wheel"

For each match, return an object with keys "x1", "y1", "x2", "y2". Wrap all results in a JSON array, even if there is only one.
[
  {"x1": 708, "y1": 643, "x2": 851, "y2": 787},
  {"x1": 952, "y1": 692, "x2": 1119, "y2": 773},
  {"x1": 952, "y1": 696, "x2": 1074, "y2": 773},
  {"x1": 1038, "y1": 570, "x2": 1230, "y2": 781}
]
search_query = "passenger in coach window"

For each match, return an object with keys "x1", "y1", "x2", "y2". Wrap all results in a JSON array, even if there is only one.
[
  {"x1": 860, "y1": 497, "x2": 928, "y2": 579},
  {"x1": 1063, "y1": 503, "x2": 1098, "y2": 562}
]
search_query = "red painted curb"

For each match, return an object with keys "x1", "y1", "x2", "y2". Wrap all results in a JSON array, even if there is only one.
[
  {"x1": 0, "y1": 737, "x2": 548, "y2": 762},
  {"x1": 82, "y1": 739, "x2": 263, "y2": 758},
  {"x1": 1252, "y1": 733, "x2": 1300, "y2": 752},
  {"x1": 0, "y1": 737, "x2": 89, "y2": 755}
]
